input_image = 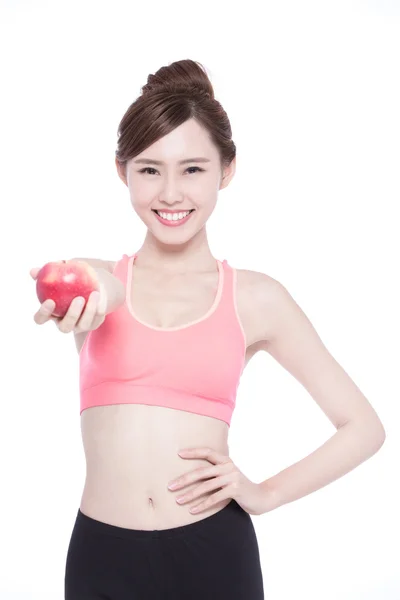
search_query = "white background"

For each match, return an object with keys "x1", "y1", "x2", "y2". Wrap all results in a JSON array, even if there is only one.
[{"x1": 1, "y1": 1, "x2": 399, "y2": 598}]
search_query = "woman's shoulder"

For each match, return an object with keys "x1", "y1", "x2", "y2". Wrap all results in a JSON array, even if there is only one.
[
  {"x1": 234, "y1": 265, "x2": 282, "y2": 299},
  {"x1": 233, "y1": 266, "x2": 284, "y2": 349}
]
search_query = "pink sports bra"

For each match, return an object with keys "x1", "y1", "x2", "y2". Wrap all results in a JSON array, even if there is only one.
[{"x1": 79, "y1": 252, "x2": 247, "y2": 427}]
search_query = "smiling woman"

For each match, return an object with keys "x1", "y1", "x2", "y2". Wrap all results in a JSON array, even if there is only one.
[
  {"x1": 60, "y1": 56, "x2": 386, "y2": 600},
  {"x1": 63, "y1": 59, "x2": 267, "y2": 600}
]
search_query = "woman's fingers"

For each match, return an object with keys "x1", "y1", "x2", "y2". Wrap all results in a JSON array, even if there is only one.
[
  {"x1": 30, "y1": 267, "x2": 41, "y2": 280},
  {"x1": 88, "y1": 283, "x2": 107, "y2": 331},
  {"x1": 73, "y1": 290, "x2": 102, "y2": 333},
  {"x1": 56, "y1": 296, "x2": 87, "y2": 333},
  {"x1": 33, "y1": 299, "x2": 57, "y2": 325},
  {"x1": 31, "y1": 267, "x2": 58, "y2": 324}
]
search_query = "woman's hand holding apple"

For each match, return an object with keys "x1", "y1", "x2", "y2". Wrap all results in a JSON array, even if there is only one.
[{"x1": 30, "y1": 260, "x2": 108, "y2": 334}]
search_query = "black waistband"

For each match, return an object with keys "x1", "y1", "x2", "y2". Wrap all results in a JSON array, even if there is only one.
[{"x1": 75, "y1": 499, "x2": 247, "y2": 541}]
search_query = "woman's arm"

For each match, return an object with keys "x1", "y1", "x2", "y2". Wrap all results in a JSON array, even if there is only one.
[
  {"x1": 69, "y1": 258, "x2": 126, "y2": 354},
  {"x1": 253, "y1": 276, "x2": 386, "y2": 513},
  {"x1": 260, "y1": 419, "x2": 385, "y2": 513},
  {"x1": 69, "y1": 258, "x2": 125, "y2": 316}
]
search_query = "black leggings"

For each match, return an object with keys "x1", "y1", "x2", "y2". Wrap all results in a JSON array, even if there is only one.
[{"x1": 64, "y1": 499, "x2": 264, "y2": 599}]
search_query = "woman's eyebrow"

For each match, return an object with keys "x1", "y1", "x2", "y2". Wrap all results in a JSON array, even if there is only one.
[{"x1": 134, "y1": 157, "x2": 211, "y2": 165}]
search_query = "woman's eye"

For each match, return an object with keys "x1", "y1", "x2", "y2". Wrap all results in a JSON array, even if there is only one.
[{"x1": 138, "y1": 167, "x2": 204, "y2": 175}]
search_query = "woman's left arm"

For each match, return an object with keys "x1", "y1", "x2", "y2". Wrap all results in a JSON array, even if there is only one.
[
  {"x1": 255, "y1": 276, "x2": 386, "y2": 514},
  {"x1": 260, "y1": 418, "x2": 385, "y2": 513}
]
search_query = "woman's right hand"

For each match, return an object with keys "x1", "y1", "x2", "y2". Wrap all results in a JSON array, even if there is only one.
[{"x1": 30, "y1": 267, "x2": 107, "y2": 334}]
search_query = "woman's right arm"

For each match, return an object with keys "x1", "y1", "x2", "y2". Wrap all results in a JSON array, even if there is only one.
[
  {"x1": 30, "y1": 258, "x2": 126, "y2": 354},
  {"x1": 70, "y1": 258, "x2": 126, "y2": 354}
]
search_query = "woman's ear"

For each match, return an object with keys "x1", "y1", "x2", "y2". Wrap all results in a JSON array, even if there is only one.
[
  {"x1": 220, "y1": 157, "x2": 236, "y2": 190},
  {"x1": 115, "y1": 157, "x2": 128, "y2": 186}
]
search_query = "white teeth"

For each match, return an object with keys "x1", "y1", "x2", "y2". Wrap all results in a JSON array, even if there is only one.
[{"x1": 156, "y1": 210, "x2": 191, "y2": 221}]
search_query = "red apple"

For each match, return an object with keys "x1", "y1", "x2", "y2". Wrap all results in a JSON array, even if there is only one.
[{"x1": 36, "y1": 260, "x2": 99, "y2": 318}]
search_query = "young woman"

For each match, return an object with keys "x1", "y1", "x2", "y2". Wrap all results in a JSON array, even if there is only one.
[{"x1": 31, "y1": 59, "x2": 385, "y2": 600}]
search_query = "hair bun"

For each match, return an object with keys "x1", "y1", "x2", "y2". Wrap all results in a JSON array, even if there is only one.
[
  {"x1": 116, "y1": 58, "x2": 236, "y2": 172},
  {"x1": 141, "y1": 59, "x2": 214, "y2": 101}
]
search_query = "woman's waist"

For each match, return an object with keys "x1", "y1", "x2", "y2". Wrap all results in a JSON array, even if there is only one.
[
  {"x1": 83, "y1": 439, "x2": 230, "y2": 491},
  {"x1": 79, "y1": 404, "x2": 230, "y2": 528},
  {"x1": 80, "y1": 451, "x2": 231, "y2": 530}
]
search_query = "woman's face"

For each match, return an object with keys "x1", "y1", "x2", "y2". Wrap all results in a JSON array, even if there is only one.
[{"x1": 116, "y1": 118, "x2": 235, "y2": 241}]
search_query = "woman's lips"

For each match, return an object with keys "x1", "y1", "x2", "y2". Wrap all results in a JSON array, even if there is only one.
[{"x1": 152, "y1": 209, "x2": 195, "y2": 227}]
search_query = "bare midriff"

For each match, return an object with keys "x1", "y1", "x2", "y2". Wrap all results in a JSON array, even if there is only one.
[{"x1": 80, "y1": 403, "x2": 233, "y2": 530}]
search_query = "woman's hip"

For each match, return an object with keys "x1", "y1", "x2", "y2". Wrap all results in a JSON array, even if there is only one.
[{"x1": 64, "y1": 498, "x2": 264, "y2": 599}]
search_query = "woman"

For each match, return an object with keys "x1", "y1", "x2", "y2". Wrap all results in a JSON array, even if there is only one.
[{"x1": 31, "y1": 59, "x2": 385, "y2": 599}]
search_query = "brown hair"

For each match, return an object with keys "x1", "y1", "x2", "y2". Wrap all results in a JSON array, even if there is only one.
[{"x1": 115, "y1": 59, "x2": 236, "y2": 176}]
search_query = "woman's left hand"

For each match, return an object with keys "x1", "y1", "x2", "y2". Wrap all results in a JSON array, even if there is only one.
[{"x1": 167, "y1": 447, "x2": 267, "y2": 516}]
